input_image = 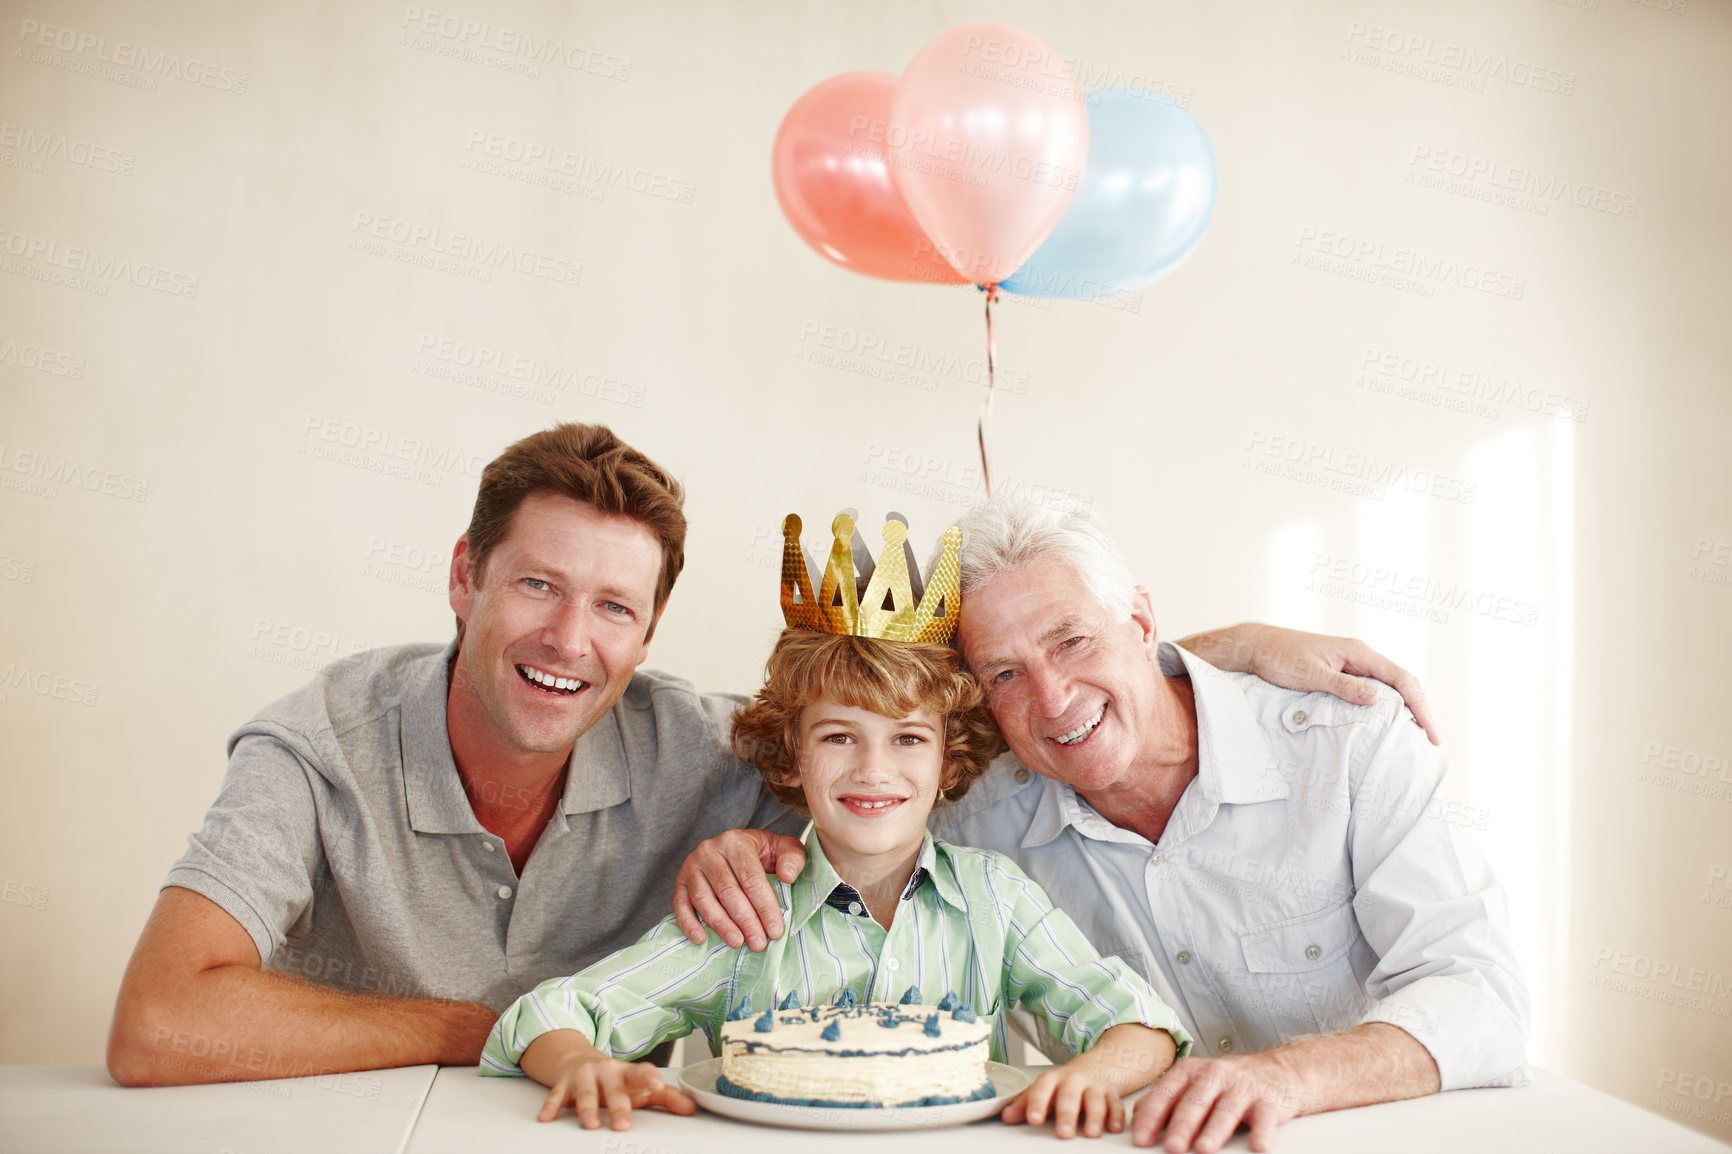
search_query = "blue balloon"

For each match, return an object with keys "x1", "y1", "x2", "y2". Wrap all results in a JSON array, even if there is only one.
[{"x1": 1001, "y1": 89, "x2": 1217, "y2": 300}]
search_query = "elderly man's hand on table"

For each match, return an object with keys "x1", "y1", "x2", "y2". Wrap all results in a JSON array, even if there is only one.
[
  {"x1": 1131, "y1": 1023, "x2": 1441, "y2": 1152},
  {"x1": 1129, "y1": 1052, "x2": 1312, "y2": 1152}
]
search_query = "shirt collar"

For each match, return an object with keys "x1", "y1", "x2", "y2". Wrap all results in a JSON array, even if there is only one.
[
  {"x1": 402, "y1": 643, "x2": 633, "y2": 835},
  {"x1": 402, "y1": 644, "x2": 481, "y2": 835},
  {"x1": 1020, "y1": 774, "x2": 1070, "y2": 849},
  {"x1": 787, "y1": 828, "x2": 957, "y2": 933},
  {"x1": 825, "y1": 867, "x2": 930, "y2": 917},
  {"x1": 1159, "y1": 641, "x2": 1289, "y2": 806}
]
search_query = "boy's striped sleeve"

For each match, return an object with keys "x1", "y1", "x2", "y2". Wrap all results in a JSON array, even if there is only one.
[{"x1": 481, "y1": 916, "x2": 737, "y2": 1075}]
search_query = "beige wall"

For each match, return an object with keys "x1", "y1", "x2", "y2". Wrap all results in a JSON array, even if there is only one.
[{"x1": 1, "y1": 0, "x2": 1728, "y2": 1139}]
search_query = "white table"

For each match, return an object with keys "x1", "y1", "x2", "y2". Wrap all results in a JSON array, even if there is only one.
[
  {"x1": 400, "y1": 1066, "x2": 1731, "y2": 1153},
  {"x1": 3, "y1": 1065, "x2": 1724, "y2": 1153},
  {"x1": 0, "y1": 1064, "x2": 437, "y2": 1154}
]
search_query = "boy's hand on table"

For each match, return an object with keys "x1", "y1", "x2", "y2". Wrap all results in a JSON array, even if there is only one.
[
  {"x1": 534, "y1": 1054, "x2": 696, "y2": 1130},
  {"x1": 1001, "y1": 1066, "x2": 1127, "y2": 1139},
  {"x1": 673, "y1": 829, "x2": 806, "y2": 950}
]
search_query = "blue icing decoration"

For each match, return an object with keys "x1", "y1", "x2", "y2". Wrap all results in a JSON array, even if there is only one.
[
  {"x1": 924, "y1": 1013, "x2": 941, "y2": 1037},
  {"x1": 953, "y1": 1005, "x2": 978, "y2": 1023},
  {"x1": 898, "y1": 985, "x2": 921, "y2": 1005},
  {"x1": 838, "y1": 988, "x2": 857, "y2": 1007},
  {"x1": 779, "y1": 991, "x2": 800, "y2": 1011},
  {"x1": 726, "y1": 994, "x2": 752, "y2": 1022},
  {"x1": 754, "y1": 1009, "x2": 775, "y2": 1033},
  {"x1": 937, "y1": 991, "x2": 961, "y2": 1012},
  {"x1": 878, "y1": 1014, "x2": 901, "y2": 1028},
  {"x1": 821, "y1": 1020, "x2": 842, "y2": 1042}
]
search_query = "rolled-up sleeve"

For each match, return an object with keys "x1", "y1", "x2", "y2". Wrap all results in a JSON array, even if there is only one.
[
  {"x1": 482, "y1": 917, "x2": 734, "y2": 1076},
  {"x1": 1347, "y1": 708, "x2": 1530, "y2": 1089},
  {"x1": 991, "y1": 860, "x2": 1194, "y2": 1060}
]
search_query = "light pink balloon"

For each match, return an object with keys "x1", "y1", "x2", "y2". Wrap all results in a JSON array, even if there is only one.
[{"x1": 889, "y1": 23, "x2": 1088, "y2": 286}]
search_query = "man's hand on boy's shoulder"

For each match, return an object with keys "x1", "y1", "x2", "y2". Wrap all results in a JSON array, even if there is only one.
[{"x1": 673, "y1": 829, "x2": 805, "y2": 950}]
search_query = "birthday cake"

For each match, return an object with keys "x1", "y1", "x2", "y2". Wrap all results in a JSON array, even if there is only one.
[{"x1": 717, "y1": 989, "x2": 994, "y2": 1108}]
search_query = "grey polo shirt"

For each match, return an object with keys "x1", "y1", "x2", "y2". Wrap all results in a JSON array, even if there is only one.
[{"x1": 165, "y1": 643, "x2": 799, "y2": 1011}]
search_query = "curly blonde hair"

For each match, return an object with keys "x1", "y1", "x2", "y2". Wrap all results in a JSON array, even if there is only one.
[{"x1": 732, "y1": 630, "x2": 1005, "y2": 816}]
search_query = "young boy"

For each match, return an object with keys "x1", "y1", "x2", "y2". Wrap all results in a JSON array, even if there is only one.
[{"x1": 481, "y1": 518, "x2": 1193, "y2": 1137}]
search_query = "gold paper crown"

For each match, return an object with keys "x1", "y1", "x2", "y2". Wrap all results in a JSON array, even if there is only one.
[{"x1": 780, "y1": 512, "x2": 963, "y2": 644}]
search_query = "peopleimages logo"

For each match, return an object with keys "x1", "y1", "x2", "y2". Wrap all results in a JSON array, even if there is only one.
[
  {"x1": 1293, "y1": 228, "x2": 1525, "y2": 300},
  {"x1": 1408, "y1": 147, "x2": 1638, "y2": 219},
  {"x1": 847, "y1": 116, "x2": 1082, "y2": 192},
  {"x1": 0, "y1": 121, "x2": 135, "y2": 175},
  {"x1": 14, "y1": 18, "x2": 249, "y2": 92},
  {"x1": 1244, "y1": 430, "x2": 1477, "y2": 505},
  {"x1": 398, "y1": 7, "x2": 631, "y2": 79},
  {"x1": 0, "y1": 229, "x2": 199, "y2": 298},
  {"x1": 1343, "y1": 22, "x2": 1575, "y2": 95}
]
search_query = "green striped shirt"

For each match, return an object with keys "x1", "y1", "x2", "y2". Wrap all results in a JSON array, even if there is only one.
[{"x1": 481, "y1": 830, "x2": 1192, "y2": 1074}]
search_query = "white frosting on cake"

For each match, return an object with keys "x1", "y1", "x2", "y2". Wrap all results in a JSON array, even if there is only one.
[{"x1": 719, "y1": 1003, "x2": 991, "y2": 1107}]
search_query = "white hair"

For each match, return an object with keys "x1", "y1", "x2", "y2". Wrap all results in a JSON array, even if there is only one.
[{"x1": 954, "y1": 498, "x2": 1138, "y2": 622}]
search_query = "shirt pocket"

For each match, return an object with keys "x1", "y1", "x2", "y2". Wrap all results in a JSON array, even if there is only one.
[{"x1": 1237, "y1": 901, "x2": 1368, "y2": 1034}]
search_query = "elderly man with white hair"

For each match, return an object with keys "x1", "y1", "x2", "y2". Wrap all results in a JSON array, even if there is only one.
[{"x1": 679, "y1": 499, "x2": 1527, "y2": 1153}]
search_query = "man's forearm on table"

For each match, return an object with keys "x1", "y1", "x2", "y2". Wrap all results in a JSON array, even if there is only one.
[
  {"x1": 1265, "y1": 1022, "x2": 1440, "y2": 1114},
  {"x1": 109, "y1": 964, "x2": 498, "y2": 1085}
]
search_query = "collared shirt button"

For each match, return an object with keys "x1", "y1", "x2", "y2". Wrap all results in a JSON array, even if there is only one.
[
  {"x1": 887, "y1": 958, "x2": 900, "y2": 970},
  {"x1": 1292, "y1": 710, "x2": 1307, "y2": 725},
  {"x1": 1176, "y1": 950, "x2": 1191, "y2": 965},
  {"x1": 496, "y1": 885, "x2": 512, "y2": 900},
  {"x1": 1219, "y1": 1038, "x2": 1233, "y2": 1053},
  {"x1": 1014, "y1": 768, "x2": 1030, "y2": 783},
  {"x1": 1153, "y1": 853, "x2": 1164, "y2": 865},
  {"x1": 848, "y1": 901, "x2": 863, "y2": 916},
  {"x1": 481, "y1": 841, "x2": 496, "y2": 853},
  {"x1": 1305, "y1": 944, "x2": 1321, "y2": 960}
]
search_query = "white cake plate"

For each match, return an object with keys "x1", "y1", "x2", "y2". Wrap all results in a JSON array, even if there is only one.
[{"x1": 678, "y1": 1058, "x2": 1030, "y2": 1131}]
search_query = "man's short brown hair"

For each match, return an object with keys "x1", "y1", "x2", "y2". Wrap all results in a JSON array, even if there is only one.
[
  {"x1": 458, "y1": 423, "x2": 685, "y2": 643},
  {"x1": 731, "y1": 630, "x2": 1005, "y2": 816}
]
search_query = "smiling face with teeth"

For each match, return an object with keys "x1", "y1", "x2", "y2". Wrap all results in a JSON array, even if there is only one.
[
  {"x1": 785, "y1": 700, "x2": 946, "y2": 884},
  {"x1": 958, "y1": 557, "x2": 1164, "y2": 797},
  {"x1": 448, "y1": 491, "x2": 663, "y2": 767}
]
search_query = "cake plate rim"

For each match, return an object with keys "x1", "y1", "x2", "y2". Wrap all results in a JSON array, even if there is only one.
[{"x1": 677, "y1": 1057, "x2": 1031, "y2": 1131}]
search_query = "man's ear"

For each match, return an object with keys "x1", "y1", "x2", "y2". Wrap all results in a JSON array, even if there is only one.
[
  {"x1": 1129, "y1": 585, "x2": 1159, "y2": 656},
  {"x1": 450, "y1": 535, "x2": 476, "y2": 623}
]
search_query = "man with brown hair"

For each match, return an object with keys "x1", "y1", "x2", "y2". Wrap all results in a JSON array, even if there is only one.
[
  {"x1": 107, "y1": 423, "x2": 797, "y2": 1086},
  {"x1": 106, "y1": 422, "x2": 1432, "y2": 1086}
]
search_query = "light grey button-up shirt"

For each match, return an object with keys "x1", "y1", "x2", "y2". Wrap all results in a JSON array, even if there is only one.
[
  {"x1": 166, "y1": 643, "x2": 799, "y2": 1010},
  {"x1": 932, "y1": 642, "x2": 1529, "y2": 1090}
]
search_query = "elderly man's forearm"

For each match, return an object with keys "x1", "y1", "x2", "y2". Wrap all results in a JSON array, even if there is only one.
[{"x1": 1272, "y1": 1023, "x2": 1441, "y2": 1113}]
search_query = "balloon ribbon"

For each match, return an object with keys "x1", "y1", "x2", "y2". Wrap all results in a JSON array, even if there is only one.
[{"x1": 979, "y1": 284, "x2": 999, "y2": 497}]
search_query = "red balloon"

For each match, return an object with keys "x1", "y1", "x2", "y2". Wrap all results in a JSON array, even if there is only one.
[{"x1": 772, "y1": 72, "x2": 968, "y2": 285}]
